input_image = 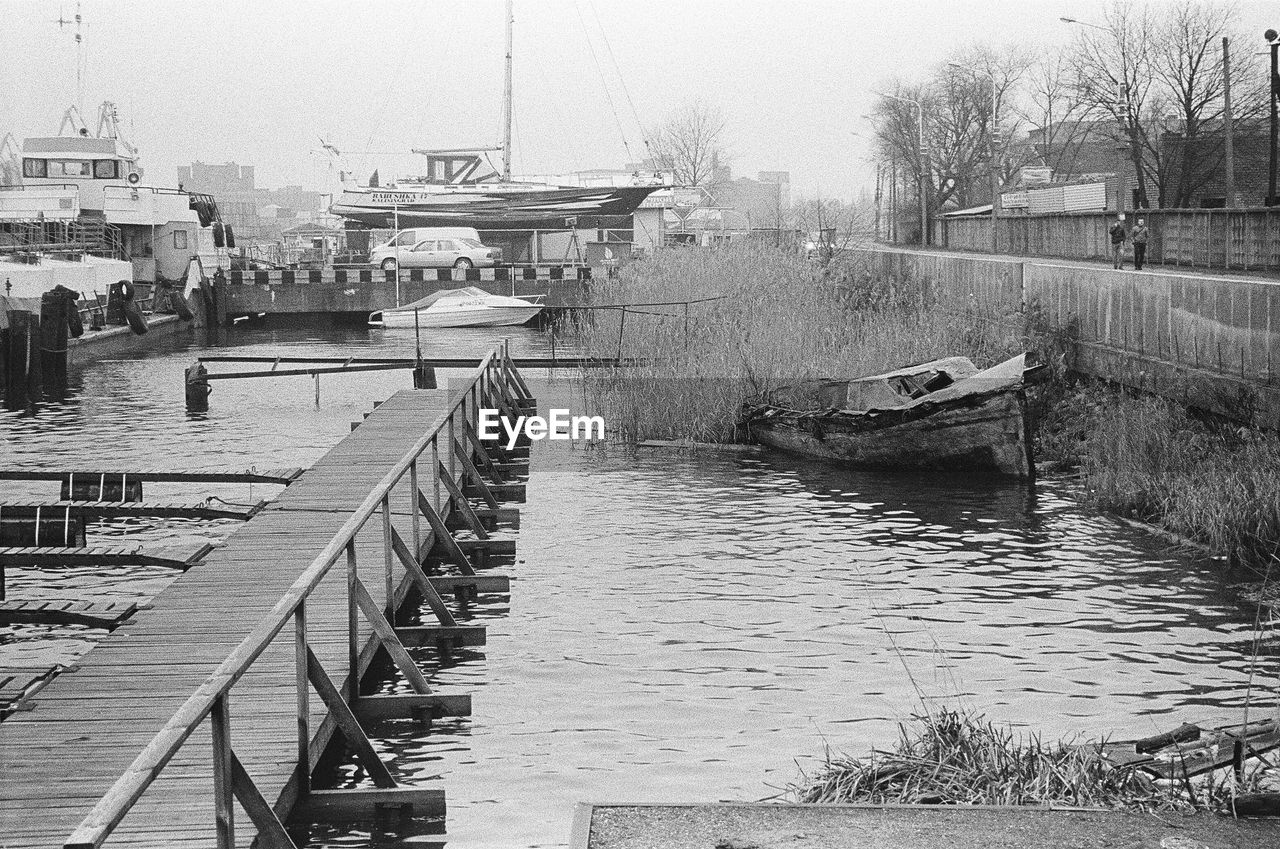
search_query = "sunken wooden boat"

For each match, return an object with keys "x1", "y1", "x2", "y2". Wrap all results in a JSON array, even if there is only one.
[{"x1": 739, "y1": 353, "x2": 1038, "y2": 478}]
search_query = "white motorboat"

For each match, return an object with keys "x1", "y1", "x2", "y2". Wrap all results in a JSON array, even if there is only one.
[{"x1": 368, "y1": 286, "x2": 543, "y2": 329}]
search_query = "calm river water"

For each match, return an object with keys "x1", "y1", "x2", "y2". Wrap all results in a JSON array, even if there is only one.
[{"x1": 1, "y1": 322, "x2": 1276, "y2": 849}]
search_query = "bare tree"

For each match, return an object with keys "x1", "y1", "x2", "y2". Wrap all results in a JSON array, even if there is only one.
[
  {"x1": 648, "y1": 101, "x2": 728, "y2": 190},
  {"x1": 788, "y1": 196, "x2": 872, "y2": 260},
  {"x1": 1068, "y1": 0, "x2": 1159, "y2": 207},
  {"x1": 1150, "y1": 1, "x2": 1268, "y2": 206},
  {"x1": 1068, "y1": 0, "x2": 1267, "y2": 208},
  {"x1": 1015, "y1": 47, "x2": 1104, "y2": 181},
  {"x1": 868, "y1": 43, "x2": 1032, "y2": 240}
]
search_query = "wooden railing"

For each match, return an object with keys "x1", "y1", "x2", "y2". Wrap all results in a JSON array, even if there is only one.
[
  {"x1": 931, "y1": 207, "x2": 1280, "y2": 272},
  {"x1": 62, "y1": 342, "x2": 534, "y2": 849}
]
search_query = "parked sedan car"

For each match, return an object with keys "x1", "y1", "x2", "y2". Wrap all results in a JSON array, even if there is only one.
[{"x1": 377, "y1": 238, "x2": 500, "y2": 271}]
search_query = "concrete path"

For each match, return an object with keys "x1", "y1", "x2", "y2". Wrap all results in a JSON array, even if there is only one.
[{"x1": 573, "y1": 803, "x2": 1280, "y2": 849}]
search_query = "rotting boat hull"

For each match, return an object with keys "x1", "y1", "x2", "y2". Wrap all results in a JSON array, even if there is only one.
[{"x1": 747, "y1": 387, "x2": 1033, "y2": 478}]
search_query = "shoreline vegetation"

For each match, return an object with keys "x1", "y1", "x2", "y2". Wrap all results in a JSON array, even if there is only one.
[
  {"x1": 582, "y1": 244, "x2": 1280, "y2": 813},
  {"x1": 581, "y1": 244, "x2": 1280, "y2": 576},
  {"x1": 790, "y1": 708, "x2": 1277, "y2": 813}
]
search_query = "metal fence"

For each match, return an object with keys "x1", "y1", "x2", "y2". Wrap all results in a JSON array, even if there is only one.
[{"x1": 931, "y1": 208, "x2": 1280, "y2": 273}]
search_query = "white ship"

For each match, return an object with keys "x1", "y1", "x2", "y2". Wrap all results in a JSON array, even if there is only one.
[{"x1": 0, "y1": 102, "x2": 224, "y2": 294}]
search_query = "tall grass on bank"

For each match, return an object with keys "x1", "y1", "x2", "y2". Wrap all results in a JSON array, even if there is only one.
[
  {"x1": 793, "y1": 708, "x2": 1272, "y2": 811},
  {"x1": 1035, "y1": 380, "x2": 1280, "y2": 568},
  {"x1": 578, "y1": 246, "x2": 1023, "y2": 442}
]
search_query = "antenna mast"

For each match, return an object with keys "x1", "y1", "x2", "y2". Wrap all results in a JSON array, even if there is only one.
[
  {"x1": 502, "y1": 0, "x2": 513, "y2": 181},
  {"x1": 56, "y1": 1, "x2": 86, "y2": 113}
]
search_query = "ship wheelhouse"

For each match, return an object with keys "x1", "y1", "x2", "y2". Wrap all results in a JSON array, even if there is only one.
[{"x1": 1, "y1": 105, "x2": 224, "y2": 284}]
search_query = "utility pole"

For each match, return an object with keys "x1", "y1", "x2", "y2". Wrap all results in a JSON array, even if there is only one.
[
  {"x1": 878, "y1": 92, "x2": 928, "y2": 245},
  {"x1": 890, "y1": 153, "x2": 898, "y2": 243},
  {"x1": 873, "y1": 163, "x2": 883, "y2": 241},
  {"x1": 1223, "y1": 37, "x2": 1237, "y2": 207},
  {"x1": 948, "y1": 62, "x2": 1000, "y2": 253}
]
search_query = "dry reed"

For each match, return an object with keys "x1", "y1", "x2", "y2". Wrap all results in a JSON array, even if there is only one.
[
  {"x1": 578, "y1": 245, "x2": 1024, "y2": 442},
  {"x1": 792, "y1": 708, "x2": 1273, "y2": 812}
]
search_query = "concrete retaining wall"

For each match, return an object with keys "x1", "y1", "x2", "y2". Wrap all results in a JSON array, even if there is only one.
[{"x1": 855, "y1": 247, "x2": 1280, "y2": 428}]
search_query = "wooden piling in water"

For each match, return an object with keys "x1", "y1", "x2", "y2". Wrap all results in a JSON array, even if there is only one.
[
  {"x1": 39, "y1": 287, "x2": 76, "y2": 401},
  {"x1": 4, "y1": 310, "x2": 41, "y2": 410}
]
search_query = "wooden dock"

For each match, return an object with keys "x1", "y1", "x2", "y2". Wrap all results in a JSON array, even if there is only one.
[{"x1": 0, "y1": 347, "x2": 531, "y2": 848}]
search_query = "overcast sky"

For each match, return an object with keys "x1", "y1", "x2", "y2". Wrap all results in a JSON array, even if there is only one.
[{"x1": 2, "y1": 0, "x2": 1278, "y2": 200}]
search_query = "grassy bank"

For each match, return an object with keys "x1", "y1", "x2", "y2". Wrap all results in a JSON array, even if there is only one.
[
  {"x1": 579, "y1": 245, "x2": 1022, "y2": 442},
  {"x1": 792, "y1": 709, "x2": 1273, "y2": 812},
  {"x1": 1033, "y1": 379, "x2": 1280, "y2": 571}
]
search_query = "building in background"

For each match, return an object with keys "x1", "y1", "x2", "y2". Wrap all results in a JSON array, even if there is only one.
[
  {"x1": 1159, "y1": 129, "x2": 1271, "y2": 208},
  {"x1": 709, "y1": 169, "x2": 791, "y2": 230},
  {"x1": 176, "y1": 162, "x2": 334, "y2": 245}
]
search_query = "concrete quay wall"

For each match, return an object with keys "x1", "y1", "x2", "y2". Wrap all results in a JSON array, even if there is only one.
[
  {"x1": 855, "y1": 247, "x2": 1280, "y2": 428},
  {"x1": 219, "y1": 267, "x2": 593, "y2": 317}
]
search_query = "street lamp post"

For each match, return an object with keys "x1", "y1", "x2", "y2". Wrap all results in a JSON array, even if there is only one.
[
  {"x1": 949, "y1": 62, "x2": 1001, "y2": 254},
  {"x1": 1266, "y1": 29, "x2": 1279, "y2": 206},
  {"x1": 877, "y1": 92, "x2": 928, "y2": 245}
]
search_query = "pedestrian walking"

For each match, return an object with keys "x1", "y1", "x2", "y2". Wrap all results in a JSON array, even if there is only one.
[
  {"x1": 1132, "y1": 217, "x2": 1150, "y2": 271},
  {"x1": 1108, "y1": 214, "x2": 1127, "y2": 270}
]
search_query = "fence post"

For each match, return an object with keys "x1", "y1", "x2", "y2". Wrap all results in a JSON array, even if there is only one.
[
  {"x1": 431, "y1": 435, "x2": 441, "y2": 513},
  {"x1": 448, "y1": 408, "x2": 457, "y2": 483},
  {"x1": 211, "y1": 693, "x2": 235, "y2": 849}
]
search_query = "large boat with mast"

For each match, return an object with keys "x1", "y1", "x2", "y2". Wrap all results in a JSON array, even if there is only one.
[{"x1": 329, "y1": 0, "x2": 662, "y2": 231}]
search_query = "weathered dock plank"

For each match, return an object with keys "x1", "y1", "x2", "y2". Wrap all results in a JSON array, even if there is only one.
[
  {"x1": 0, "y1": 376, "x2": 518, "y2": 848},
  {"x1": 0, "y1": 544, "x2": 212, "y2": 570},
  {"x1": 0, "y1": 600, "x2": 139, "y2": 630},
  {"x1": 0, "y1": 469, "x2": 304, "y2": 485},
  {"x1": 0, "y1": 500, "x2": 266, "y2": 521}
]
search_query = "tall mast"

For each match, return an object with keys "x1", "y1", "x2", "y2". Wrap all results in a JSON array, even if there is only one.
[{"x1": 502, "y1": 0, "x2": 513, "y2": 181}]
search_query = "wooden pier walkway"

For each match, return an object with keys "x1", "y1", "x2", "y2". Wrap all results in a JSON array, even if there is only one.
[{"x1": 0, "y1": 347, "x2": 532, "y2": 848}]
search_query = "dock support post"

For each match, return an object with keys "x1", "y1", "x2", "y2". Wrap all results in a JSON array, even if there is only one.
[
  {"x1": 447, "y1": 410, "x2": 457, "y2": 483},
  {"x1": 431, "y1": 435, "x2": 442, "y2": 513},
  {"x1": 294, "y1": 601, "x2": 310, "y2": 795},
  {"x1": 381, "y1": 495, "x2": 394, "y2": 615},
  {"x1": 409, "y1": 460, "x2": 422, "y2": 552},
  {"x1": 346, "y1": 540, "x2": 359, "y2": 703},
  {"x1": 211, "y1": 693, "x2": 235, "y2": 849}
]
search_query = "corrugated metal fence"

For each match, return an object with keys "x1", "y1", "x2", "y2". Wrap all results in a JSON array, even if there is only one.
[{"x1": 932, "y1": 208, "x2": 1280, "y2": 272}]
